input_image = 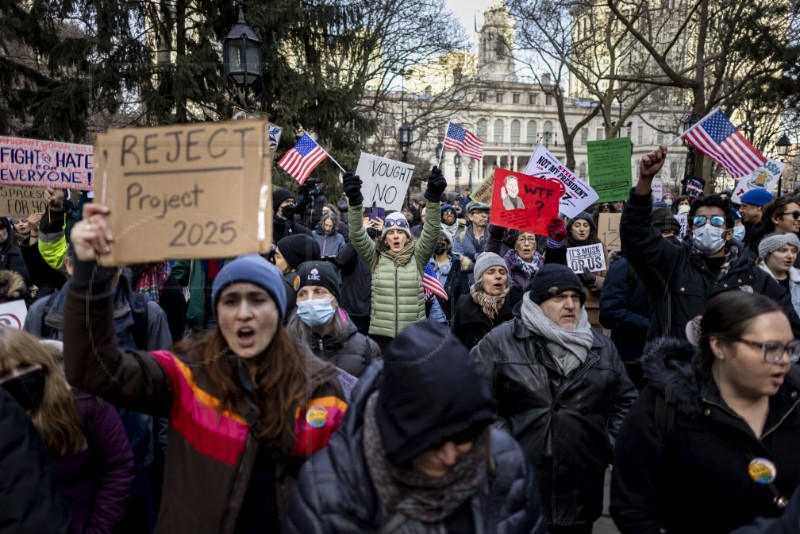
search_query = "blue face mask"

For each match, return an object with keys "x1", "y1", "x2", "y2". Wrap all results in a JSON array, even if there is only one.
[
  {"x1": 297, "y1": 298, "x2": 336, "y2": 329},
  {"x1": 732, "y1": 226, "x2": 746, "y2": 241}
]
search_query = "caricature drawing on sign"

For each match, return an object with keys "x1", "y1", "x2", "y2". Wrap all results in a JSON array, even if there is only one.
[{"x1": 501, "y1": 176, "x2": 525, "y2": 210}]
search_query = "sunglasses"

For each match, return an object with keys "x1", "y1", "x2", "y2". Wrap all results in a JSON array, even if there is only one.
[
  {"x1": 384, "y1": 217, "x2": 409, "y2": 229},
  {"x1": 692, "y1": 215, "x2": 726, "y2": 228},
  {"x1": 779, "y1": 211, "x2": 800, "y2": 220},
  {"x1": 427, "y1": 426, "x2": 485, "y2": 452}
]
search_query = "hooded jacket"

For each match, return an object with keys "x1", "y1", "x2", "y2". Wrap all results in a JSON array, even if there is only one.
[
  {"x1": 283, "y1": 360, "x2": 548, "y2": 534},
  {"x1": 610, "y1": 338, "x2": 800, "y2": 534},
  {"x1": 471, "y1": 316, "x2": 637, "y2": 526},
  {"x1": 309, "y1": 318, "x2": 381, "y2": 378},
  {"x1": 621, "y1": 190, "x2": 800, "y2": 342}
]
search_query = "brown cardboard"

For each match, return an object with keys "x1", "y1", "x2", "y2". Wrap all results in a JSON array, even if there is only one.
[
  {"x1": 94, "y1": 120, "x2": 270, "y2": 265},
  {"x1": 0, "y1": 186, "x2": 48, "y2": 217},
  {"x1": 597, "y1": 213, "x2": 622, "y2": 252}
]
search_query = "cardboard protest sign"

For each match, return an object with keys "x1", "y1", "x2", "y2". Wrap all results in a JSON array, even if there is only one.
[
  {"x1": 0, "y1": 136, "x2": 94, "y2": 190},
  {"x1": 0, "y1": 186, "x2": 48, "y2": 217},
  {"x1": 587, "y1": 137, "x2": 633, "y2": 202},
  {"x1": 95, "y1": 120, "x2": 270, "y2": 265},
  {"x1": 597, "y1": 213, "x2": 621, "y2": 253},
  {"x1": 489, "y1": 168, "x2": 560, "y2": 235},
  {"x1": 524, "y1": 143, "x2": 598, "y2": 218},
  {"x1": 567, "y1": 243, "x2": 607, "y2": 274},
  {"x1": 731, "y1": 159, "x2": 784, "y2": 203},
  {"x1": 470, "y1": 173, "x2": 494, "y2": 205},
  {"x1": 355, "y1": 152, "x2": 414, "y2": 211},
  {"x1": 0, "y1": 300, "x2": 27, "y2": 329}
]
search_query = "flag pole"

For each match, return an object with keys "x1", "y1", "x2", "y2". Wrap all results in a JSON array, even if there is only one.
[
  {"x1": 666, "y1": 107, "x2": 719, "y2": 147},
  {"x1": 437, "y1": 123, "x2": 450, "y2": 169},
  {"x1": 325, "y1": 150, "x2": 346, "y2": 174}
]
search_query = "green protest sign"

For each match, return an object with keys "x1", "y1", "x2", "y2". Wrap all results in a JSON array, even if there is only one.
[{"x1": 587, "y1": 137, "x2": 633, "y2": 203}]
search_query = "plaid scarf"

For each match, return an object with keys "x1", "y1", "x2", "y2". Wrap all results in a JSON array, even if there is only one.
[
  {"x1": 470, "y1": 283, "x2": 509, "y2": 322},
  {"x1": 135, "y1": 261, "x2": 171, "y2": 303},
  {"x1": 362, "y1": 392, "x2": 489, "y2": 533}
]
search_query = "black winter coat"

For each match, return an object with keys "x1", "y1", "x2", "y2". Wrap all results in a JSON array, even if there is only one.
[
  {"x1": 610, "y1": 338, "x2": 800, "y2": 534},
  {"x1": 471, "y1": 316, "x2": 637, "y2": 526},
  {"x1": 334, "y1": 243, "x2": 371, "y2": 319},
  {"x1": 621, "y1": 190, "x2": 800, "y2": 342},
  {"x1": 453, "y1": 286, "x2": 523, "y2": 350},
  {"x1": 283, "y1": 361, "x2": 548, "y2": 533},
  {"x1": 0, "y1": 218, "x2": 29, "y2": 283},
  {"x1": 310, "y1": 319, "x2": 381, "y2": 378}
]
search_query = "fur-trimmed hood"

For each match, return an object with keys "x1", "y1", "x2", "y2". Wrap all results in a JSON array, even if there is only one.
[
  {"x1": 642, "y1": 337, "x2": 704, "y2": 418},
  {"x1": 0, "y1": 269, "x2": 26, "y2": 301}
]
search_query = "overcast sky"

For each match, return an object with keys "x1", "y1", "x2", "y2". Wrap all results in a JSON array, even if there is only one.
[{"x1": 444, "y1": 0, "x2": 495, "y2": 43}]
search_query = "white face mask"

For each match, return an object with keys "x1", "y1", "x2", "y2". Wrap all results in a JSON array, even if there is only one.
[
  {"x1": 732, "y1": 226, "x2": 746, "y2": 241},
  {"x1": 664, "y1": 199, "x2": 673, "y2": 207},
  {"x1": 677, "y1": 205, "x2": 691, "y2": 215},
  {"x1": 692, "y1": 225, "x2": 727, "y2": 254}
]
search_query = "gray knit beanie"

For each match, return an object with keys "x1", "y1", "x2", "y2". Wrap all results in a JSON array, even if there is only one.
[
  {"x1": 758, "y1": 232, "x2": 800, "y2": 261},
  {"x1": 474, "y1": 252, "x2": 507, "y2": 284}
]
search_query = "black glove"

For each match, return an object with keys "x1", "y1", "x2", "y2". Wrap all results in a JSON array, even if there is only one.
[
  {"x1": 424, "y1": 166, "x2": 447, "y2": 203},
  {"x1": 342, "y1": 171, "x2": 364, "y2": 207},
  {"x1": 579, "y1": 266, "x2": 597, "y2": 288},
  {"x1": 488, "y1": 224, "x2": 504, "y2": 240}
]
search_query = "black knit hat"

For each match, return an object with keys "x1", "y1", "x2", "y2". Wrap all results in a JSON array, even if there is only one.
[
  {"x1": 296, "y1": 261, "x2": 342, "y2": 303},
  {"x1": 272, "y1": 188, "x2": 294, "y2": 213},
  {"x1": 529, "y1": 264, "x2": 585, "y2": 305},
  {"x1": 568, "y1": 211, "x2": 597, "y2": 233},
  {"x1": 652, "y1": 207, "x2": 681, "y2": 234},
  {"x1": 377, "y1": 322, "x2": 496, "y2": 467},
  {"x1": 276, "y1": 234, "x2": 320, "y2": 270}
]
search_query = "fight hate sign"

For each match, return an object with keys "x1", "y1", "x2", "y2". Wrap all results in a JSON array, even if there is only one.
[
  {"x1": 0, "y1": 136, "x2": 94, "y2": 190},
  {"x1": 489, "y1": 169, "x2": 561, "y2": 235},
  {"x1": 95, "y1": 120, "x2": 270, "y2": 265},
  {"x1": 355, "y1": 152, "x2": 413, "y2": 212}
]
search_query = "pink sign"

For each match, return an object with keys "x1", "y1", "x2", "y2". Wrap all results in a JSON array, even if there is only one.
[{"x1": 0, "y1": 136, "x2": 94, "y2": 190}]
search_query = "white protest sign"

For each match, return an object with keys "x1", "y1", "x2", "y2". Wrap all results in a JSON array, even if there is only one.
[
  {"x1": 0, "y1": 300, "x2": 27, "y2": 329},
  {"x1": 676, "y1": 214, "x2": 688, "y2": 241},
  {"x1": 0, "y1": 136, "x2": 94, "y2": 190},
  {"x1": 731, "y1": 159, "x2": 784, "y2": 203},
  {"x1": 566, "y1": 243, "x2": 606, "y2": 273},
  {"x1": 651, "y1": 181, "x2": 664, "y2": 201},
  {"x1": 524, "y1": 144, "x2": 598, "y2": 218},
  {"x1": 355, "y1": 152, "x2": 414, "y2": 211}
]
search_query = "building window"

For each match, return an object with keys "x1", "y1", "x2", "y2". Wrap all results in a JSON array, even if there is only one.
[
  {"x1": 510, "y1": 120, "x2": 521, "y2": 143},
  {"x1": 579, "y1": 162, "x2": 587, "y2": 180},
  {"x1": 546, "y1": 94, "x2": 553, "y2": 105},
  {"x1": 596, "y1": 127, "x2": 604, "y2": 140},
  {"x1": 527, "y1": 121, "x2": 537, "y2": 144},
  {"x1": 477, "y1": 118, "x2": 488, "y2": 140},
  {"x1": 670, "y1": 161, "x2": 679, "y2": 180},
  {"x1": 493, "y1": 119, "x2": 505, "y2": 143},
  {"x1": 656, "y1": 125, "x2": 665, "y2": 145},
  {"x1": 513, "y1": 93, "x2": 520, "y2": 104},
  {"x1": 529, "y1": 94, "x2": 538, "y2": 105},
  {"x1": 496, "y1": 92, "x2": 504, "y2": 104},
  {"x1": 543, "y1": 121, "x2": 554, "y2": 146},
  {"x1": 580, "y1": 128, "x2": 588, "y2": 145},
  {"x1": 478, "y1": 92, "x2": 486, "y2": 103},
  {"x1": 637, "y1": 126, "x2": 643, "y2": 145}
]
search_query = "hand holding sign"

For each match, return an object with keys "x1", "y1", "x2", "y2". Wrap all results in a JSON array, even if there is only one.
[{"x1": 71, "y1": 203, "x2": 114, "y2": 261}]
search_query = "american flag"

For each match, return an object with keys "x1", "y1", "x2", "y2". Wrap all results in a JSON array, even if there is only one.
[
  {"x1": 443, "y1": 123, "x2": 484, "y2": 161},
  {"x1": 277, "y1": 133, "x2": 328, "y2": 185},
  {"x1": 683, "y1": 109, "x2": 767, "y2": 178},
  {"x1": 423, "y1": 262, "x2": 448, "y2": 301}
]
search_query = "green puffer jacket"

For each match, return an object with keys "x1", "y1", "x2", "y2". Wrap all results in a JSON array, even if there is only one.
[{"x1": 348, "y1": 202, "x2": 440, "y2": 338}]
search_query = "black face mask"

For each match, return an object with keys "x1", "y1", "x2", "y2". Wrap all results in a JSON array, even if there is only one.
[
  {"x1": 434, "y1": 244, "x2": 447, "y2": 255},
  {"x1": 2, "y1": 368, "x2": 46, "y2": 410}
]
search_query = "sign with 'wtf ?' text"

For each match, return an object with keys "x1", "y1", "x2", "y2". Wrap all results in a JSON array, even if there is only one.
[
  {"x1": 95, "y1": 120, "x2": 271, "y2": 265},
  {"x1": 524, "y1": 144, "x2": 598, "y2": 218}
]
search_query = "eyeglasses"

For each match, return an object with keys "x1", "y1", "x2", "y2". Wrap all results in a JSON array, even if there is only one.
[
  {"x1": 427, "y1": 426, "x2": 484, "y2": 451},
  {"x1": 517, "y1": 236, "x2": 536, "y2": 243},
  {"x1": 779, "y1": 211, "x2": 800, "y2": 220},
  {"x1": 692, "y1": 215, "x2": 726, "y2": 228},
  {"x1": 726, "y1": 337, "x2": 800, "y2": 364},
  {"x1": 384, "y1": 217, "x2": 409, "y2": 229}
]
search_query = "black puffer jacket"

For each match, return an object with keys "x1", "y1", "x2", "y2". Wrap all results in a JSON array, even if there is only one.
[
  {"x1": 284, "y1": 361, "x2": 548, "y2": 534},
  {"x1": 453, "y1": 286, "x2": 523, "y2": 350},
  {"x1": 310, "y1": 318, "x2": 381, "y2": 378},
  {"x1": 621, "y1": 190, "x2": 800, "y2": 342},
  {"x1": 610, "y1": 338, "x2": 800, "y2": 534},
  {"x1": 471, "y1": 315, "x2": 637, "y2": 527}
]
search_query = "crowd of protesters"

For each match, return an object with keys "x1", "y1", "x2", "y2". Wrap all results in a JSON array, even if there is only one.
[{"x1": 3, "y1": 144, "x2": 800, "y2": 533}]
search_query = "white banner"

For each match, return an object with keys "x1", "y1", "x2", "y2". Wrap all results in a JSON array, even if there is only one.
[
  {"x1": 524, "y1": 144, "x2": 598, "y2": 218},
  {"x1": 731, "y1": 159, "x2": 785, "y2": 204},
  {"x1": 0, "y1": 300, "x2": 27, "y2": 329},
  {"x1": 566, "y1": 243, "x2": 606, "y2": 273},
  {"x1": 355, "y1": 152, "x2": 414, "y2": 211},
  {"x1": 651, "y1": 181, "x2": 664, "y2": 201}
]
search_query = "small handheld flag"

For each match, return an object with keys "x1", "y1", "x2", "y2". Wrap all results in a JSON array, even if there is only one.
[
  {"x1": 682, "y1": 109, "x2": 767, "y2": 178},
  {"x1": 278, "y1": 134, "x2": 329, "y2": 185},
  {"x1": 423, "y1": 262, "x2": 448, "y2": 301},
  {"x1": 443, "y1": 123, "x2": 484, "y2": 161}
]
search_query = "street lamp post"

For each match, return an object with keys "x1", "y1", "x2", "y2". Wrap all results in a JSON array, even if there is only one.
[
  {"x1": 397, "y1": 121, "x2": 413, "y2": 205},
  {"x1": 468, "y1": 159, "x2": 474, "y2": 191},
  {"x1": 776, "y1": 132, "x2": 793, "y2": 196},
  {"x1": 223, "y1": 3, "x2": 263, "y2": 109},
  {"x1": 454, "y1": 152, "x2": 462, "y2": 187},
  {"x1": 682, "y1": 113, "x2": 699, "y2": 187}
]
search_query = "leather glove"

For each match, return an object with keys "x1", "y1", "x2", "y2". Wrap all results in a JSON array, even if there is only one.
[
  {"x1": 579, "y1": 266, "x2": 597, "y2": 288},
  {"x1": 424, "y1": 166, "x2": 447, "y2": 203},
  {"x1": 342, "y1": 171, "x2": 364, "y2": 207},
  {"x1": 547, "y1": 218, "x2": 567, "y2": 242},
  {"x1": 488, "y1": 224, "x2": 504, "y2": 240}
]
